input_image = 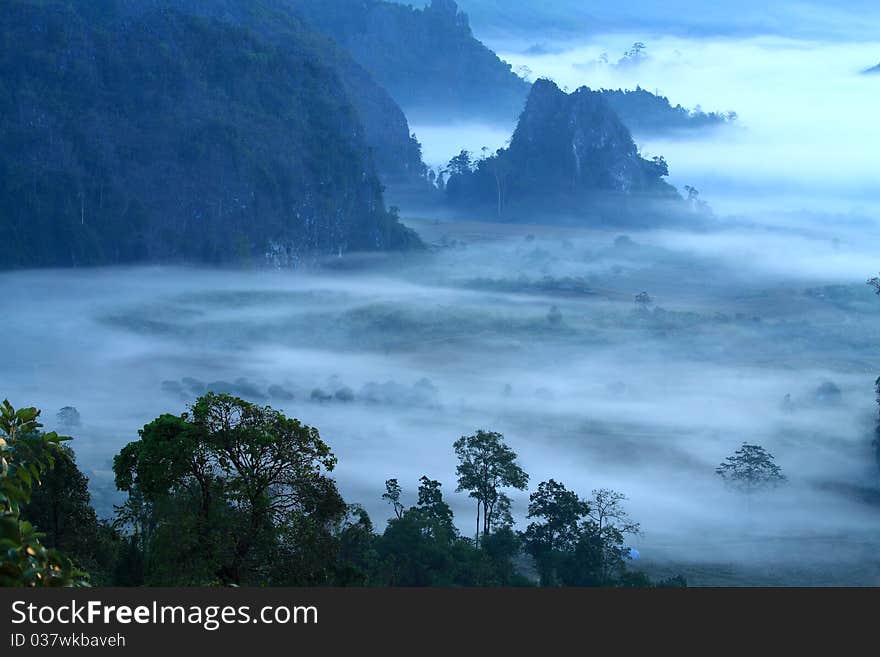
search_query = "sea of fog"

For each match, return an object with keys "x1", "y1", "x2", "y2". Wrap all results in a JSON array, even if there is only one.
[{"x1": 4, "y1": 213, "x2": 880, "y2": 583}]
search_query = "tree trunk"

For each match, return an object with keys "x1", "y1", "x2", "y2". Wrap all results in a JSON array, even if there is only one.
[{"x1": 475, "y1": 501, "x2": 481, "y2": 547}]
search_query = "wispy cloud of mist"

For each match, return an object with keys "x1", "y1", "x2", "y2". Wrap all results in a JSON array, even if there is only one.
[{"x1": 5, "y1": 213, "x2": 880, "y2": 579}]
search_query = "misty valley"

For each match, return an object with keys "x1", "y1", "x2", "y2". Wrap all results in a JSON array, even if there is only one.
[
  {"x1": 2, "y1": 0, "x2": 879, "y2": 589},
  {"x1": 6, "y1": 213, "x2": 880, "y2": 585}
]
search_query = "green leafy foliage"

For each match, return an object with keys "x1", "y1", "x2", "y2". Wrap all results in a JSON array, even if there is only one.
[
  {"x1": 453, "y1": 430, "x2": 528, "y2": 541},
  {"x1": 523, "y1": 481, "x2": 647, "y2": 586},
  {"x1": 113, "y1": 393, "x2": 346, "y2": 585},
  {"x1": 2, "y1": 397, "x2": 680, "y2": 587},
  {"x1": 23, "y1": 446, "x2": 121, "y2": 585},
  {"x1": 0, "y1": 400, "x2": 88, "y2": 587},
  {"x1": 373, "y1": 476, "x2": 528, "y2": 586}
]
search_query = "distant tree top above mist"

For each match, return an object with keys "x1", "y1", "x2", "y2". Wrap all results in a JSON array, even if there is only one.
[{"x1": 716, "y1": 443, "x2": 786, "y2": 494}]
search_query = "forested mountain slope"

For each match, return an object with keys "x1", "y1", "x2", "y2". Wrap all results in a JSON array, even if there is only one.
[{"x1": 0, "y1": 0, "x2": 420, "y2": 268}]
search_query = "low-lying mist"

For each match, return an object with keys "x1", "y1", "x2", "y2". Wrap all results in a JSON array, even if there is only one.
[{"x1": 5, "y1": 214, "x2": 880, "y2": 583}]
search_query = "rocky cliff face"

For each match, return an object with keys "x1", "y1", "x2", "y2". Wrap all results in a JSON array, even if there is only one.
[
  {"x1": 446, "y1": 79, "x2": 680, "y2": 222},
  {"x1": 508, "y1": 80, "x2": 673, "y2": 194},
  {"x1": 0, "y1": 1, "x2": 420, "y2": 269}
]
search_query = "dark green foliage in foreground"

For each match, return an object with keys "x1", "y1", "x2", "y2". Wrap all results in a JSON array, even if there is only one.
[
  {"x1": 8, "y1": 395, "x2": 682, "y2": 587},
  {"x1": 113, "y1": 393, "x2": 344, "y2": 585},
  {"x1": 0, "y1": 0, "x2": 419, "y2": 269},
  {"x1": 23, "y1": 446, "x2": 120, "y2": 585},
  {"x1": 105, "y1": 396, "x2": 676, "y2": 587},
  {"x1": 373, "y1": 476, "x2": 529, "y2": 586},
  {"x1": 0, "y1": 401, "x2": 88, "y2": 587},
  {"x1": 523, "y1": 483, "x2": 667, "y2": 587}
]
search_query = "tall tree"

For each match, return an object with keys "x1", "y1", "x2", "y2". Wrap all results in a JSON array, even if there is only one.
[
  {"x1": 522, "y1": 479, "x2": 590, "y2": 585},
  {"x1": 375, "y1": 476, "x2": 460, "y2": 586},
  {"x1": 585, "y1": 489, "x2": 640, "y2": 583},
  {"x1": 479, "y1": 148, "x2": 510, "y2": 218},
  {"x1": 716, "y1": 443, "x2": 786, "y2": 493},
  {"x1": 382, "y1": 478, "x2": 405, "y2": 519},
  {"x1": 113, "y1": 393, "x2": 341, "y2": 585},
  {"x1": 587, "y1": 489, "x2": 640, "y2": 536},
  {"x1": 447, "y1": 150, "x2": 473, "y2": 176},
  {"x1": 453, "y1": 430, "x2": 528, "y2": 545},
  {"x1": 415, "y1": 476, "x2": 456, "y2": 533}
]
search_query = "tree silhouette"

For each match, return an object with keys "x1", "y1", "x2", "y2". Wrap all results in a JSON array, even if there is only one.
[
  {"x1": 453, "y1": 430, "x2": 528, "y2": 545},
  {"x1": 634, "y1": 291, "x2": 653, "y2": 308},
  {"x1": 382, "y1": 478, "x2": 404, "y2": 519},
  {"x1": 716, "y1": 443, "x2": 786, "y2": 493}
]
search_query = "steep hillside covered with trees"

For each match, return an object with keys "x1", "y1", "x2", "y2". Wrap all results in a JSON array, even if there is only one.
[
  {"x1": 0, "y1": 0, "x2": 420, "y2": 269},
  {"x1": 124, "y1": 0, "x2": 427, "y2": 183}
]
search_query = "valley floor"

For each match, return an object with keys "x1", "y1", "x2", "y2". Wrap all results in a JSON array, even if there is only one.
[{"x1": 4, "y1": 213, "x2": 880, "y2": 585}]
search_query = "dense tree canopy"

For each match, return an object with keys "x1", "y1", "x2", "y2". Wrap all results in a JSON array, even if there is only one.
[
  {"x1": 3, "y1": 396, "x2": 683, "y2": 588},
  {"x1": 113, "y1": 393, "x2": 344, "y2": 584}
]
